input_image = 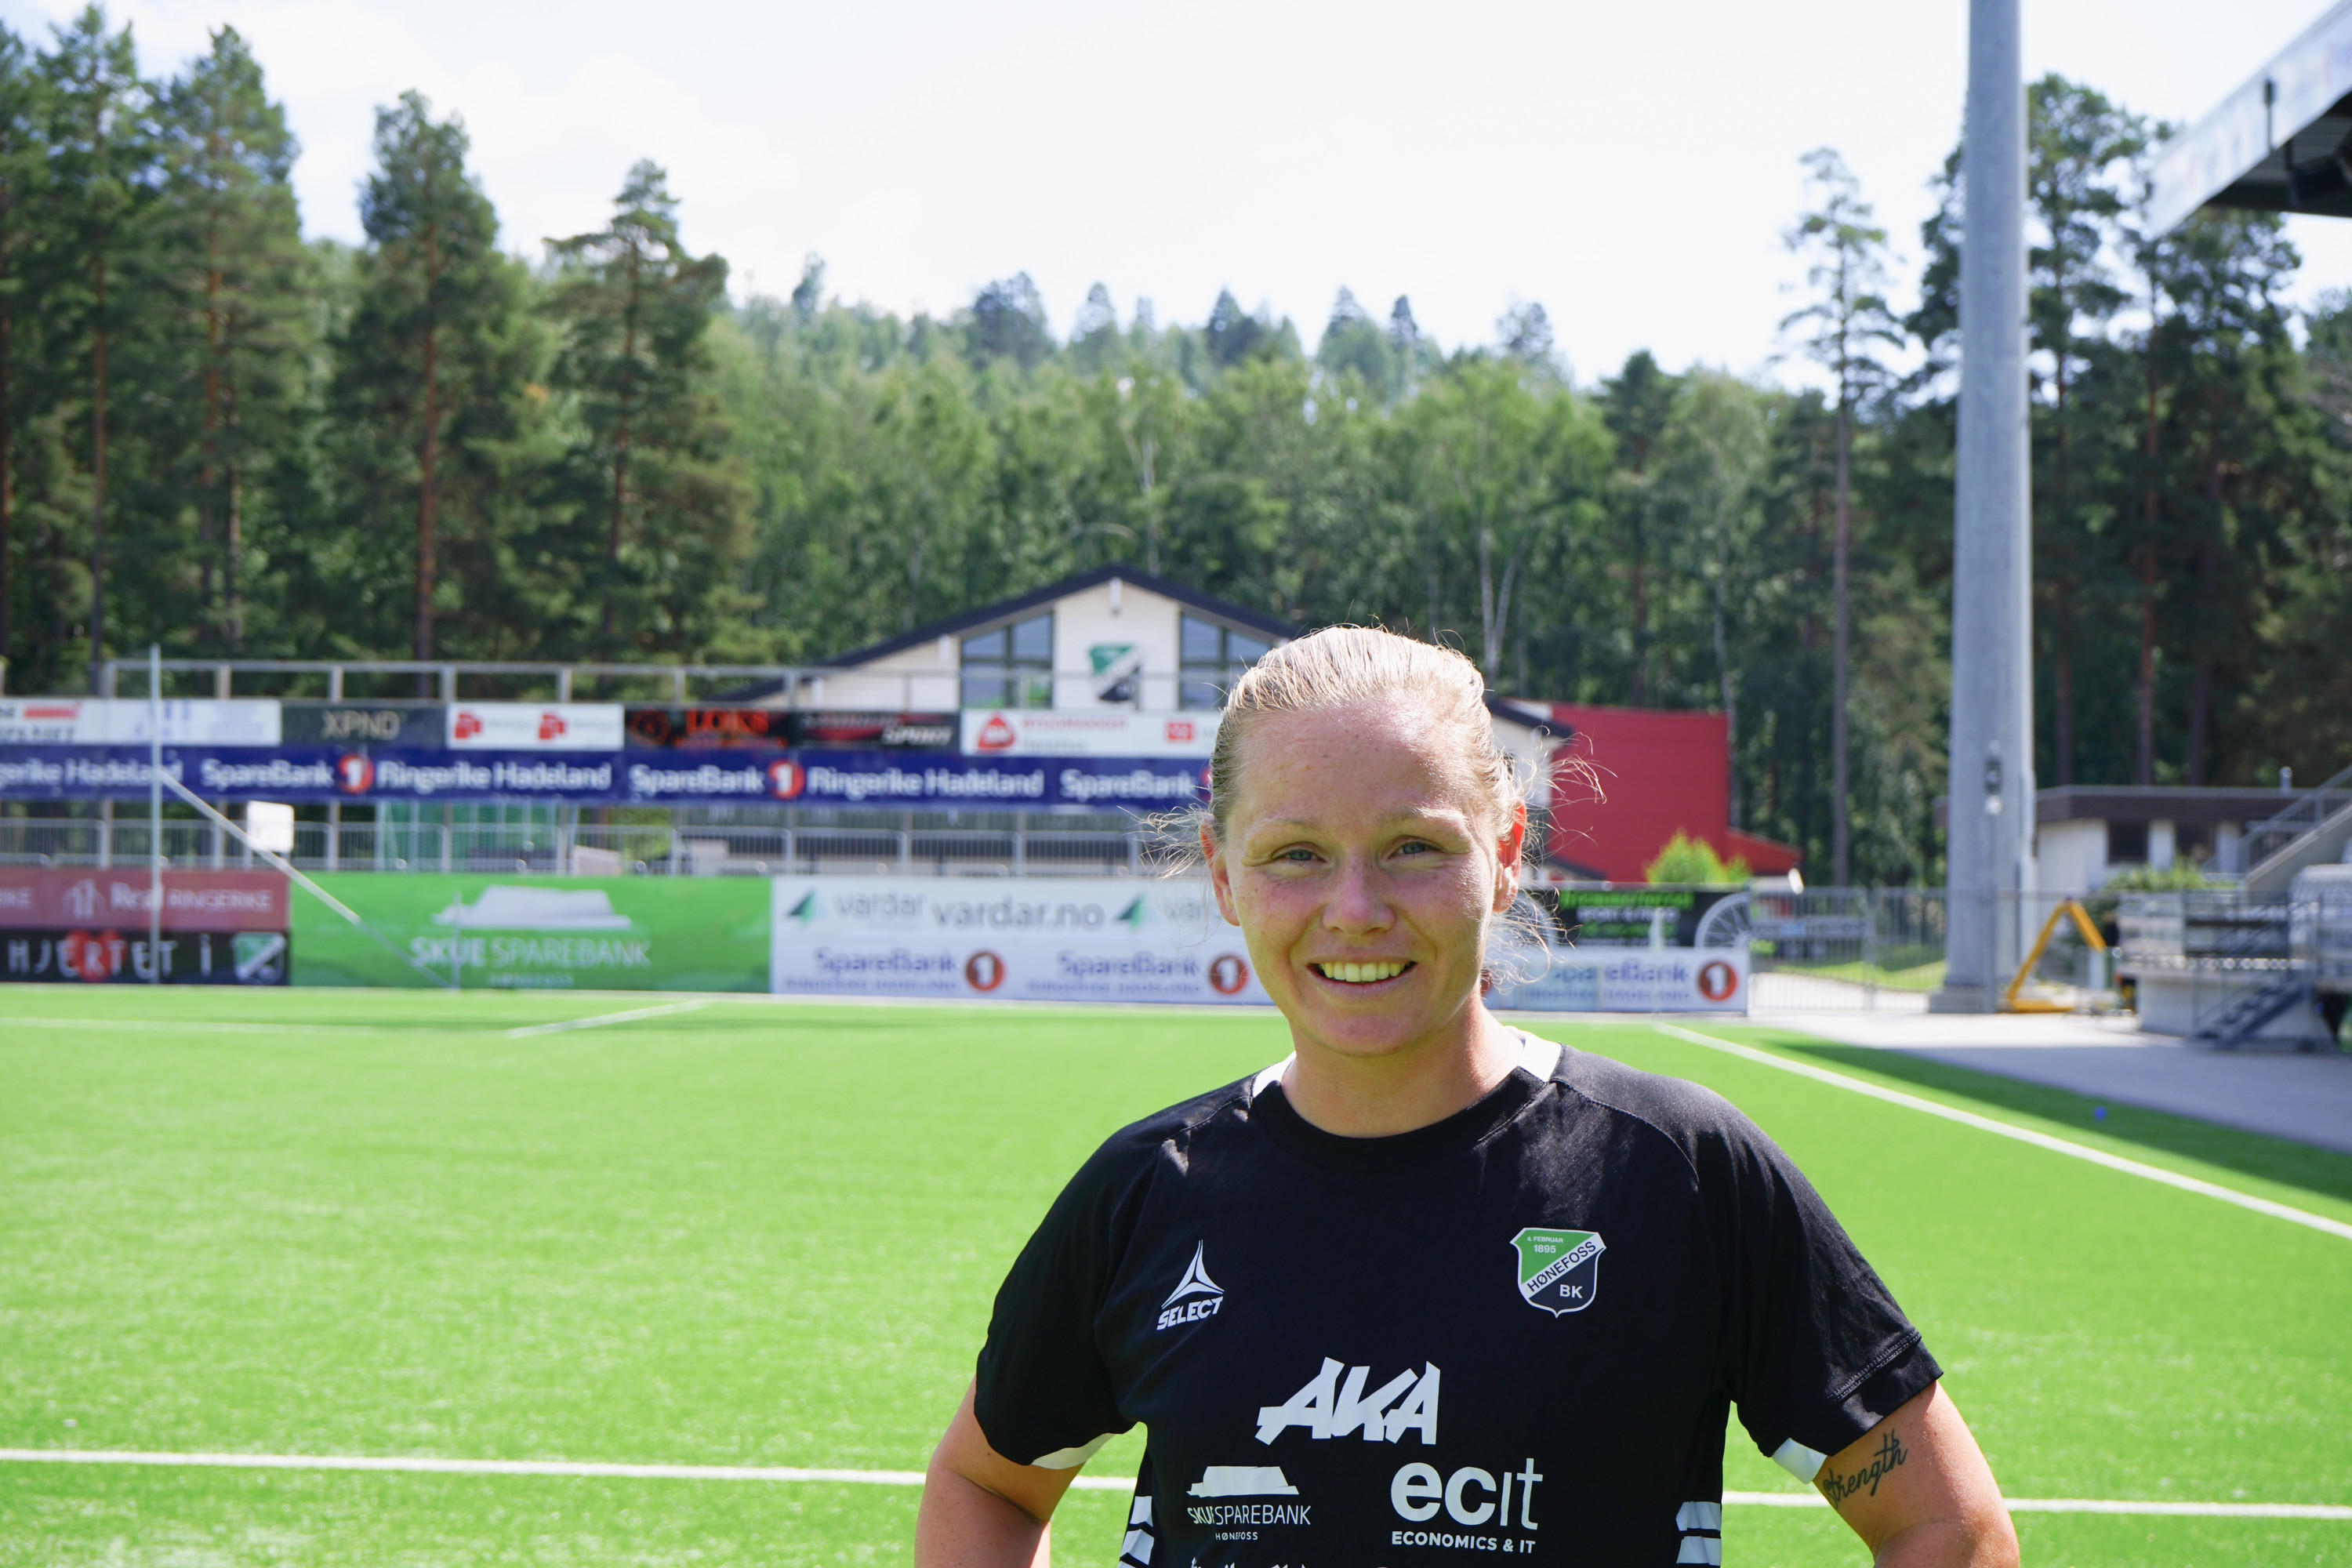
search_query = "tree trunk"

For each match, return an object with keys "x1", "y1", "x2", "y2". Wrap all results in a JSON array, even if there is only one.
[
  {"x1": 87, "y1": 259, "x2": 107, "y2": 691},
  {"x1": 2136, "y1": 318, "x2": 2161, "y2": 786},
  {"x1": 414, "y1": 215, "x2": 443, "y2": 676},
  {"x1": 1714, "y1": 575, "x2": 1739, "y2": 831},
  {"x1": 2136, "y1": 546, "x2": 2157, "y2": 785},
  {"x1": 1831, "y1": 389, "x2": 1852, "y2": 888},
  {"x1": 2052, "y1": 587, "x2": 2074, "y2": 788},
  {"x1": 2187, "y1": 654, "x2": 2210, "y2": 788},
  {"x1": 0, "y1": 309, "x2": 13, "y2": 667},
  {"x1": 200, "y1": 239, "x2": 223, "y2": 640},
  {"x1": 601, "y1": 250, "x2": 638, "y2": 642},
  {"x1": 1628, "y1": 537, "x2": 1647, "y2": 704},
  {"x1": 225, "y1": 461, "x2": 242, "y2": 652}
]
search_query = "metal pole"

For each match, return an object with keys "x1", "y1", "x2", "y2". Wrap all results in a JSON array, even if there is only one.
[
  {"x1": 1934, "y1": 0, "x2": 2036, "y2": 1013},
  {"x1": 148, "y1": 644, "x2": 162, "y2": 985}
]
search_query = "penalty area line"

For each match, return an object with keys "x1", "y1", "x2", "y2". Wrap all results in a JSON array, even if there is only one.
[
  {"x1": 1652, "y1": 1023, "x2": 2352, "y2": 1244},
  {"x1": 506, "y1": 1000, "x2": 712, "y2": 1037},
  {"x1": 0, "y1": 1451, "x2": 2343, "y2": 1518}
]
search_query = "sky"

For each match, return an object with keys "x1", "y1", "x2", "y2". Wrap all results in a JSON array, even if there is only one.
[{"x1": 7, "y1": 0, "x2": 2352, "y2": 387}]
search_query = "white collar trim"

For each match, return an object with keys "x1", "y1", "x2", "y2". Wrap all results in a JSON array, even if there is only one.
[{"x1": 1247, "y1": 1034, "x2": 1559, "y2": 1105}]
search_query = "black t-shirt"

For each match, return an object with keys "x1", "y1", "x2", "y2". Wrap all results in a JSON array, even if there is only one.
[{"x1": 974, "y1": 1032, "x2": 1940, "y2": 1567}]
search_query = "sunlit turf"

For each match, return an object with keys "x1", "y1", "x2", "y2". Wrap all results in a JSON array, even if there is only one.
[{"x1": 2, "y1": 983, "x2": 2347, "y2": 1565}]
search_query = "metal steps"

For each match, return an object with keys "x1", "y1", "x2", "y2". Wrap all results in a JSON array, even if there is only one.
[{"x1": 2193, "y1": 974, "x2": 2318, "y2": 1050}]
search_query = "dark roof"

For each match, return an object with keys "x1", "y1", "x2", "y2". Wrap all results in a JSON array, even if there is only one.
[
  {"x1": 822, "y1": 565, "x2": 1297, "y2": 669},
  {"x1": 1936, "y1": 784, "x2": 2307, "y2": 829},
  {"x1": 2036, "y1": 786, "x2": 2305, "y2": 827}
]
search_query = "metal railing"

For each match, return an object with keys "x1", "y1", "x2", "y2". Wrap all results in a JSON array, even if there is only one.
[
  {"x1": 2234, "y1": 761, "x2": 2352, "y2": 873},
  {"x1": 89, "y1": 655, "x2": 1230, "y2": 713},
  {"x1": 0, "y1": 815, "x2": 1157, "y2": 878}
]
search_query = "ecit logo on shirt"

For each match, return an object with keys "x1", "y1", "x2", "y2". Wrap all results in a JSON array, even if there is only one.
[
  {"x1": 1156, "y1": 1242, "x2": 1224, "y2": 1330},
  {"x1": 1256, "y1": 1357, "x2": 1439, "y2": 1445}
]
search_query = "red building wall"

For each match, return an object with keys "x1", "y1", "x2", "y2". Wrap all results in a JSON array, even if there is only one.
[{"x1": 1544, "y1": 702, "x2": 1801, "y2": 882}]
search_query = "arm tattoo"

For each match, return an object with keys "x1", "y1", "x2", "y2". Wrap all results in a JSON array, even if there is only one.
[{"x1": 1820, "y1": 1431, "x2": 1909, "y2": 1506}]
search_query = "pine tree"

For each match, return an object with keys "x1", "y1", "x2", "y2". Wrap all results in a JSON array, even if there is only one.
[
  {"x1": 330, "y1": 91, "x2": 515, "y2": 666},
  {"x1": 158, "y1": 25, "x2": 305, "y2": 651},
  {"x1": 0, "y1": 27, "x2": 44, "y2": 671},
  {"x1": 546, "y1": 160, "x2": 747, "y2": 654},
  {"x1": 1783, "y1": 147, "x2": 1900, "y2": 886},
  {"x1": 41, "y1": 5, "x2": 158, "y2": 687}
]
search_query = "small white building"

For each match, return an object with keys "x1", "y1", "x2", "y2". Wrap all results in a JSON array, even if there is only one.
[{"x1": 2031, "y1": 786, "x2": 2299, "y2": 890}]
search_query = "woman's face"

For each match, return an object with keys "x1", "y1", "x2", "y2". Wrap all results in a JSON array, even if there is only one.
[{"x1": 1207, "y1": 704, "x2": 1525, "y2": 1064}]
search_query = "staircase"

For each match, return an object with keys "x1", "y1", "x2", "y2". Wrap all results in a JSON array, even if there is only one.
[
  {"x1": 2227, "y1": 762, "x2": 2352, "y2": 896},
  {"x1": 2193, "y1": 974, "x2": 2318, "y2": 1050}
]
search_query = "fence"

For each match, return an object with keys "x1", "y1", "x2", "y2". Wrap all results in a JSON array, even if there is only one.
[{"x1": 0, "y1": 811, "x2": 1159, "y2": 879}]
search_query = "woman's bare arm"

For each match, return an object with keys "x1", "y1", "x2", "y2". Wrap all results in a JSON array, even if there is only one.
[
  {"x1": 1814, "y1": 1381, "x2": 2018, "y2": 1566},
  {"x1": 914, "y1": 1381, "x2": 1081, "y2": 1568}
]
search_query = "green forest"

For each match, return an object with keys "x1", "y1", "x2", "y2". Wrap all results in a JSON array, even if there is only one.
[{"x1": 2, "y1": 8, "x2": 2349, "y2": 884}]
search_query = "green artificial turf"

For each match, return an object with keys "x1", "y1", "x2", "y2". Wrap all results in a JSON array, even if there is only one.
[{"x1": 2, "y1": 984, "x2": 2347, "y2": 1564}]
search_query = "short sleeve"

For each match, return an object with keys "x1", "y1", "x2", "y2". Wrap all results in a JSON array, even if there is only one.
[
  {"x1": 971, "y1": 1148, "x2": 1141, "y2": 1469},
  {"x1": 1710, "y1": 1116, "x2": 1943, "y2": 1482}
]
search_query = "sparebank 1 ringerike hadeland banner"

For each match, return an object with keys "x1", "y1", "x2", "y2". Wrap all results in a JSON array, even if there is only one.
[
  {"x1": 1487, "y1": 946, "x2": 1750, "y2": 1013},
  {"x1": 771, "y1": 876, "x2": 1270, "y2": 1004},
  {"x1": 0, "y1": 746, "x2": 1207, "y2": 808}
]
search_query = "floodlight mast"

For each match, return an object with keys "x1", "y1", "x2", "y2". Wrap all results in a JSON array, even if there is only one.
[{"x1": 1934, "y1": 0, "x2": 2037, "y2": 1012}]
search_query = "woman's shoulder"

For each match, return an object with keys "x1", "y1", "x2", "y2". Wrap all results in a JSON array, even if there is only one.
[
  {"x1": 1531, "y1": 1033, "x2": 1780, "y2": 1172},
  {"x1": 1062, "y1": 1069, "x2": 1266, "y2": 1189}
]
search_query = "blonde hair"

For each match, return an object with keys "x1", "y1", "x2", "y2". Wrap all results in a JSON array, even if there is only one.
[{"x1": 1203, "y1": 626, "x2": 1526, "y2": 846}]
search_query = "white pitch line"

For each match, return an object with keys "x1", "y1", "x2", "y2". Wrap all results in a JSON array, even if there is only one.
[
  {"x1": 1652, "y1": 1024, "x2": 2352, "y2": 1243},
  {"x1": 0, "y1": 1017, "x2": 471, "y2": 1036},
  {"x1": 0, "y1": 1450, "x2": 2340, "y2": 1518},
  {"x1": 505, "y1": 1000, "x2": 712, "y2": 1037}
]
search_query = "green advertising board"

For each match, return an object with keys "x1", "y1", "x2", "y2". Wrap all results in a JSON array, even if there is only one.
[{"x1": 292, "y1": 873, "x2": 770, "y2": 991}]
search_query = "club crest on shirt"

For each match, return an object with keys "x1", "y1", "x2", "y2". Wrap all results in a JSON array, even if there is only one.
[{"x1": 1511, "y1": 1226, "x2": 1606, "y2": 1316}]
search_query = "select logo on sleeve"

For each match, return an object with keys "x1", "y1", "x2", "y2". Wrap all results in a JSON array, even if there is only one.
[
  {"x1": 1156, "y1": 1242, "x2": 1225, "y2": 1330},
  {"x1": 1511, "y1": 1227, "x2": 1606, "y2": 1316}
]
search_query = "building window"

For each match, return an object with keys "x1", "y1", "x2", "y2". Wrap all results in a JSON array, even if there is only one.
[
  {"x1": 1179, "y1": 615, "x2": 1273, "y2": 710},
  {"x1": 2176, "y1": 822, "x2": 2213, "y2": 862},
  {"x1": 961, "y1": 613, "x2": 1054, "y2": 709},
  {"x1": 2107, "y1": 821, "x2": 2149, "y2": 864}
]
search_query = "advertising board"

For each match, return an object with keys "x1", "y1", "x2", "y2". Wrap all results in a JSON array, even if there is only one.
[
  {"x1": 626, "y1": 706, "x2": 790, "y2": 749},
  {"x1": 771, "y1": 875, "x2": 1268, "y2": 1004},
  {"x1": 1490, "y1": 947, "x2": 1748, "y2": 1013},
  {"x1": 0, "y1": 698, "x2": 281, "y2": 746},
  {"x1": 281, "y1": 702, "x2": 445, "y2": 747},
  {"x1": 0, "y1": 743, "x2": 1208, "y2": 809},
  {"x1": 446, "y1": 702, "x2": 625, "y2": 750},
  {"x1": 291, "y1": 873, "x2": 770, "y2": 990},
  {"x1": 0, "y1": 867, "x2": 290, "y2": 985},
  {"x1": 961, "y1": 710, "x2": 1218, "y2": 757}
]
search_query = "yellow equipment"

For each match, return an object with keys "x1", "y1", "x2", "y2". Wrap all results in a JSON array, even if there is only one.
[{"x1": 2002, "y1": 898, "x2": 2108, "y2": 1014}]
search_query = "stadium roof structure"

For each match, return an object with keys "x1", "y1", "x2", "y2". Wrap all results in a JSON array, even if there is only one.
[
  {"x1": 2147, "y1": 0, "x2": 2352, "y2": 233},
  {"x1": 815, "y1": 564, "x2": 1296, "y2": 670}
]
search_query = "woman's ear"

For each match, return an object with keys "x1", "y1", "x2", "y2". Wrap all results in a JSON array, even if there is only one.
[
  {"x1": 1203, "y1": 822, "x2": 1241, "y2": 927},
  {"x1": 1493, "y1": 800, "x2": 1529, "y2": 912}
]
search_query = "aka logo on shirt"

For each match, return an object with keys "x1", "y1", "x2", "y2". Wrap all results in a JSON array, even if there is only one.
[
  {"x1": 1255, "y1": 1357, "x2": 1440, "y2": 1444},
  {"x1": 1156, "y1": 1242, "x2": 1225, "y2": 1330}
]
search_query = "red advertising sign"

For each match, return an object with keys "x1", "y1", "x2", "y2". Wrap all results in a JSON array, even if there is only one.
[{"x1": 0, "y1": 868, "x2": 290, "y2": 931}]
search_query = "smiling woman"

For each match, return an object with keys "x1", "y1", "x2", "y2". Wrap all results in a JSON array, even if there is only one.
[{"x1": 914, "y1": 627, "x2": 2020, "y2": 1568}]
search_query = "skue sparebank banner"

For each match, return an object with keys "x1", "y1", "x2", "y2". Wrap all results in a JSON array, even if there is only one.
[
  {"x1": 292, "y1": 873, "x2": 770, "y2": 991},
  {"x1": 1490, "y1": 947, "x2": 1749, "y2": 1014},
  {"x1": 770, "y1": 876, "x2": 1269, "y2": 1005}
]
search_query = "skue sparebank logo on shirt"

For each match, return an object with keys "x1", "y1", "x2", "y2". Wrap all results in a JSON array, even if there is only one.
[
  {"x1": 1511, "y1": 1226, "x2": 1606, "y2": 1315},
  {"x1": 1156, "y1": 1243, "x2": 1224, "y2": 1330},
  {"x1": 1255, "y1": 1357, "x2": 1439, "y2": 1444}
]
